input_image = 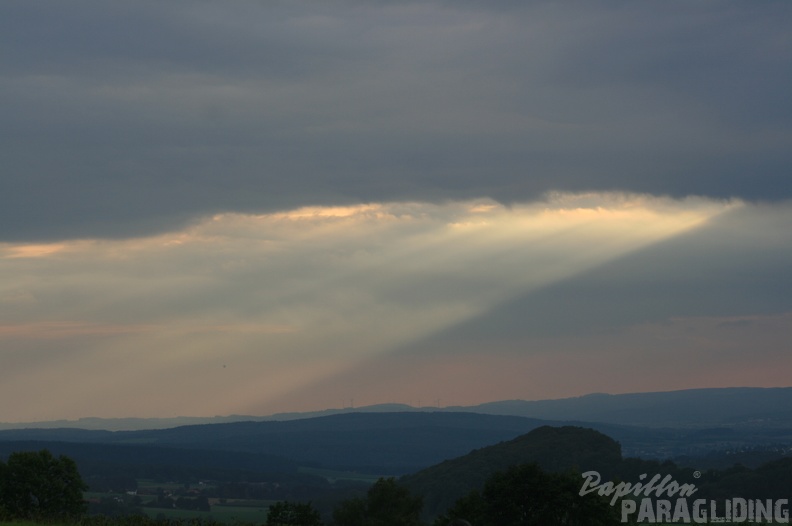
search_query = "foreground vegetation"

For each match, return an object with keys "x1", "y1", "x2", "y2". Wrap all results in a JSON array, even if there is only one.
[
  {"x1": 0, "y1": 520, "x2": 768, "y2": 526},
  {"x1": 5, "y1": 425, "x2": 792, "y2": 525},
  {"x1": 1, "y1": 446, "x2": 622, "y2": 525},
  {"x1": 1, "y1": 469, "x2": 621, "y2": 525}
]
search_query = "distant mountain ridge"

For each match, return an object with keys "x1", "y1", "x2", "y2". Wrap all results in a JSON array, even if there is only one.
[
  {"x1": 2, "y1": 387, "x2": 791, "y2": 431},
  {"x1": 0, "y1": 403, "x2": 420, "y2": 431},
  {"x1": 463, "y1": 387, "x2": 792, "y2": 427}
]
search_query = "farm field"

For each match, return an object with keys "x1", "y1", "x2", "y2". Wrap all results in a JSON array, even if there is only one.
[
  {"x1": 139, "y1": 504, "x2": 272, "y2": 524},
  {"x1": 297, "y1": 466, "x2": 384, "y2": 484},
  {"x1": 85, "y1": 489, "x2": 277, "y2": 524},
  {"x1": 0, "y1": 520, "x2": 762, "y2": 526}
]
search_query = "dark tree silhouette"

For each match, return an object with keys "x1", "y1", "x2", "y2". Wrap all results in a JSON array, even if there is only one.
[
  {"x1": 436, "y1": 463, "x2": 619, "y2": 526},
  {"x1": 0, "y1": 449, "x2": 88, "y2": 520},
  {"x1": 333, "y1": 477, "x2": 424, "y2": 526}
]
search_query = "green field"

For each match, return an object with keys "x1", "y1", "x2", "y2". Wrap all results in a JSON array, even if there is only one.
[
  {"x1": 83, "y1": 490, "x2": 276, "y2": 524},
  {"x1": 0, "y1": 520, "x2": 771, "y2": 526},
  {"x1": 297, "y1": 466, "x2": 384, "y2": 484},
  {"x1": 140, "y1": 504, "x2": 273, "y2": 523}
]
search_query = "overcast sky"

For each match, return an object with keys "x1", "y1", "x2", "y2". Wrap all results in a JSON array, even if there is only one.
[{"x1": 1, "y1": 1, "x2": 791, "y2": 422}]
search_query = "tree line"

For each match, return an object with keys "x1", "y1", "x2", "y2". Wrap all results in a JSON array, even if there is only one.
[
  {"x1": 7, "y1": 446, "x2": 791, "y2": 525},
  {"x1": 0, "y1": 449, "x2": 87, "y2": 521},
  {"x1": 1, "y1": 448, "x2": 620, "y2": 525}
]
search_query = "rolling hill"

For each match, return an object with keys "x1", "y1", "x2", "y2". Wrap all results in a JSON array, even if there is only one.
[
  {"x1": 2, "y1": 388, "x2": 792, "y2": 483},
  {"x1": 400, "y1": 425, "x2": 627, "y2": 518},
  {"x1": 0, "y1": 412, "x2": 552, "y2": 475}
]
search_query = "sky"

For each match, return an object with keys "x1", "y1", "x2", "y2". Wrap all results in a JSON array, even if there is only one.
[{"x1": 1, "y1": 1, "x2": 791, "y2": 422}]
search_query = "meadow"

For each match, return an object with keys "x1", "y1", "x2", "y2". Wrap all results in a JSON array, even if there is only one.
[{"x1": 0, "y1": 519, "x2": 765, "y2": 526}]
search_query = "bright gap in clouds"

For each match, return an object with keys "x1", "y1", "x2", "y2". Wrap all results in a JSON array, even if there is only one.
[{"x1": 0, "y1": 193, "x2": 738, "y2": 421}]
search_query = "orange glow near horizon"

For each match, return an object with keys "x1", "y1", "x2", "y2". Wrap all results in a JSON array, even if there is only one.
[{"x1": 2, "y1": 243, "x2": 67, "y2": 258}]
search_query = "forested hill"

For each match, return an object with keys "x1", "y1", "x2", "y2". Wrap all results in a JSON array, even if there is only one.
[
  {"x1": 3, "y1": 409, "x2": 792, "y2": 473},
  {"x1": 401, "y1": 425, "x2": 792, "y2": 520},
  {"x1": 0, "y1": 412, "x2": 552, "y2": 474},
  {"x1": 400, "y1": 426, "x2": 628, "y2": 518}
]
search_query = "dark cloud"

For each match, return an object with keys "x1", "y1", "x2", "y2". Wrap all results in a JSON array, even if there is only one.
[{"x1": 2, "y1": 1, "x2": 791, "y2": 241}]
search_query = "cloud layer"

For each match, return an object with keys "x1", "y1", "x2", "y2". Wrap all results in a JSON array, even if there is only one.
[
  {"x1": 2, "y1": 2, "x2": 791, "y2": 421},
  {"x1": 3, "y1": 1, "x2": 791, "y2": 241}
]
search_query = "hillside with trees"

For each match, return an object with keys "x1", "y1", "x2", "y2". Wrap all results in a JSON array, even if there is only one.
[
  {"x1": 0, "y1": 413, "x2": 552, "y2": 475},
  {"x1": 401, "y1": 426, "x2": 630, "y2": 518}
]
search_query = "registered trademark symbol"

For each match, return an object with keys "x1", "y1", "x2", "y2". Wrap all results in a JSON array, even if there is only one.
[{"x1": 693, "y1": 471, "x2": 701, "y2": 478}]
